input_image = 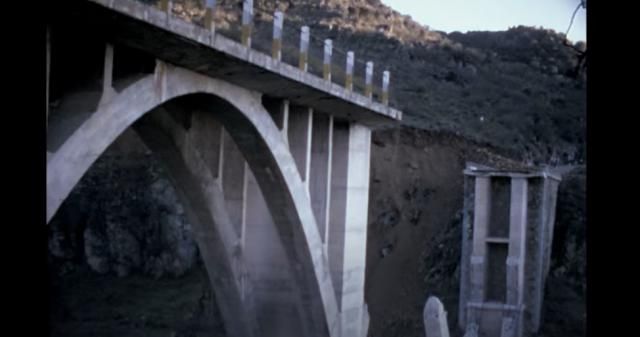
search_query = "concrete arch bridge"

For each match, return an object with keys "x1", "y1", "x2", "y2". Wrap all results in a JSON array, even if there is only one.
[{"x1": 46, "y1": 1, "x2": 402, "y2": 336}]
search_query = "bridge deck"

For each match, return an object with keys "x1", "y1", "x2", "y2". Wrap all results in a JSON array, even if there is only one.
[{"x1": 57, "y1": 0, "x2": 403, "y2": 128}]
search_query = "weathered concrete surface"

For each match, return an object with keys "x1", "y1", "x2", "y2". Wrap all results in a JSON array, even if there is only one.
[
  {"x1": 55, "y1": 0, "x2": 402, "y2": 127},
  {"x1": 423, "y1": 296, "x2": 450, "y2": 337},
  {"x1": 310, "y1": 113, "x2": 333, "y2": 248},
  {"x1": 47, "y1": 3, "x2": 402, "y2": 335},
  {"x1": 132, "y1": 108, "x2": 259, "y2": 337},
  {"x1": 47, "y1": 61, "x2": 340, "y2": 336},
  {"x1": 459, "y1": 164, "x2": 562, "y2": 337},
  {"x1": 342, "y1": 123, "x2": 372, "y2": 337}
]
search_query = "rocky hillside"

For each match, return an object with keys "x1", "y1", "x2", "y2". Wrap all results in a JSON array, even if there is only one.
[{"x1": 154, "y1": 0, "x2": 586, "y2": 165}]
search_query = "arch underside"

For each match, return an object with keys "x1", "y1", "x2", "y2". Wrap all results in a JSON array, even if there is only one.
[{"x1": 47, "y1": 61, "x2": 344, "y2": 337}]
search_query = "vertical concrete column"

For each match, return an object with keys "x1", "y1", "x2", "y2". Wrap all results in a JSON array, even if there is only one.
[
  {"x1": 328, "y1": 121, "x2": 348, "y2": 304},
  {"x1": 382, "y1": 71, "x2": 390, "y2": 106},
  {"x1": 459, "y1": 175, "x2": 475, "y2": 329},
  {"x1": 103, "y1": 44, "x2": 114, "y2": 95},
  {"x1": 299, "y1": 26, "x2": 310, "y2": 71},
  {"x1": 243, "y1": 166, "x2": 308, "y2": 336},
  {"x1": 345, "y1": 51, "x2": 354, "y2": 91},
  {"x1": 287, "y1": 105, "x2": 313, "y2": 190},
  {"x1": 342, "y1": 123, "x2": 372, "y2": 337},
  {"x1": 204, "y1": 0, "x2": 217, "y2": 32},
  {"x1": 365, "y1": 61, "x2": 374, "y2": 99},
  {"x1": 272, "y1": 11, "x2": 284, "y2": 61},
  {"x1": 220, "y1": 131, "x2": 249, "y2": 304},
  {"x1": 470, "y1": 177, "x2": 491, "y2": 303},
  {"x1": 133, "y1": 112, "x2": 258, "y2": 337},
  {"x1": 99, "y1": 44, "x2": 116, "y2": 107},
  {"x1": 329, "y1": 121, "x2": 372, "y2": 337},
  {"x1": 241, "y1": 0, "x2": 253, "y2": 47},
  {"x1": 46, "y1": 26, "x2": 50, "y2": 130},
  {"x1": 506, "y1": 178, "x2": 528, "y2": 306},
  {"x1": 190, "y1": 111, "x2": 224, "y2": 179},
  {"x1": 310, "y1": 113, "x2": 333, "y2": 248},
  {"x1": 542, "y1": 179, "x2": 560, "y2": 279},
  {"x1": 221, "y1": 129, "x2": 247, "y2": 240},
  {"x1": 323, "y1": 39, "x2": 333, "y2": 81},
  {"x1": 217, "y1": 128, "x2": 225, "y2": 182},
  {"x1": 243, "y1": 167, "x2": 278, "y2": 277},
  {"x1": 530, "y1": 177, "x2": 560, "y2": 332}
]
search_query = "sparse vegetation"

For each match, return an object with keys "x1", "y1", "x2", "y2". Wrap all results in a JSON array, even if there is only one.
[{"x1": 49, "y1": 2, "x2": 585, "y2": 337}]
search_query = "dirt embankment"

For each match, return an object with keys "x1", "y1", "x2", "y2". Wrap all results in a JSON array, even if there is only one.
[{"x1": 363, "y1": 128, "x2": 585, "y2": 337}]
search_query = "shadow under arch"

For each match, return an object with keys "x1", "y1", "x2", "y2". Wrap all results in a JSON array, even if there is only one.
[{"x1": 47, "y1": 62, "x2": 339, "y2": 337}]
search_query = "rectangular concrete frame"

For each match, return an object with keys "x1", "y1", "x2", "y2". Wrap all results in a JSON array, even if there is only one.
[{"x1": 459, "y1": 163, "x2": 561, "y2": 337}]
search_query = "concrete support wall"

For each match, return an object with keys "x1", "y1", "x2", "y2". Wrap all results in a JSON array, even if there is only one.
[
  {"x1": 504, "y1": 178, "x2": 528, "y2": 337},
  {"x1": 310, "y1": 113, "x2": 333, "y2": 248},
  {"x1": 469, "y1": 177, "x2": 490, "y2": 303},
  {"x1": 459, "y1": 167, "x2": 562, "y2": 337},
  {"x1": 288, "y1": 105, "x2": 313, "y2": 190},
  {"x1": 328, "y1": 121, "x2": 372, "y2": 337},
  {"x1": 133, "y1": 108, "x2": 259, "y2": 337},
  {"x1": 524, "y1": 177, "x2": 561, "y2": 333},
  {"x1": 506, "y1": 179, "x2": 527, "y2": 306},
  {"x1": 341, "y1": 123, "x2": 371, "y2": 337},
  {"x1": 459, "y1": 176, "x2": 475, "y2": 329},
  {"x1": 99, "y1": 44, "x2": 116, "y2": 107},
  {"x1": 243, "y1": 167, "x2": 307, "y2": 336},
  {"x1": 47, "y1": 54, "x2": 383, "y2": 337},
  {"x1": 190, "y1": 110, "x2": 224, "y2": 179},
  {"x1": 265, "y1": 98, "x2": 289, "y2": 141},
  {"x1": 328, "y1": 121, "x2": 348, "y2": 305},
  {"x1": 221, "y1": 128, "x2": 247, "y2": 236}
]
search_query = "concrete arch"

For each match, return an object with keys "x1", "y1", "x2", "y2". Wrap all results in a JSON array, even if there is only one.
[
  {"x1": 132, "y1": 107, "x2": 260, "y2": 337},
  {"x1": 47, "y1": 60, "x2": 339, "y2": 336}
]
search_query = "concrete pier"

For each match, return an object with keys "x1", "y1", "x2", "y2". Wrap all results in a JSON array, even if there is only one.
[{"x1": 459, "y1": 163, "x2": 561, "y2": 337}]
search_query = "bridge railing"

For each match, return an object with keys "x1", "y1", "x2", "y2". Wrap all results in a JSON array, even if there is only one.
[{"x1": 147, "y1": 0, "x2": 392, "y2": 106}]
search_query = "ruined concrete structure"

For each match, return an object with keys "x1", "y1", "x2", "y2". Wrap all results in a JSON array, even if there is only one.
[
  {"x1": 46, "y1": 1, "x2": 402, "y2": 337},
  {"x1": 458, "y1": 163, "x2": 561, "y2": 337}
]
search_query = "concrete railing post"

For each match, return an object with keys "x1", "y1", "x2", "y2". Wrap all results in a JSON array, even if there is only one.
[
  {"x1": 382, "y1": 70, "x2": 390, "y2": 106},
  {"x1": 241, "y1": 0, "x2": 253, "y2": 47},
  {"x1": 98, "y1": 44, "x2": 116, "y2": 107},
  {"x1": 345, "y1": 51, "x2": 354, "y2": 91},
  {"x1": 424, "y1": 296, "x2": 451, "y2": 337},
  {"x1": 299, "y1": 26, "x2": 310, "y2": 71},
  {"x1": 323, "y1": 39, "x2": 332, "y2": 81},
  {"x1": 365, "y1": 61, "x2": 374, "y2": 99},
  {"x1": 204, "y1": 0, "x2": 217, "y2": 32},
  {"x1": 272, "y1": 10, "x2": 284, "y2": 61}
]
